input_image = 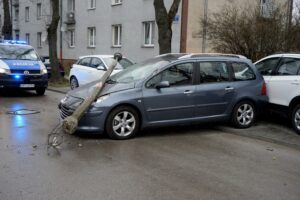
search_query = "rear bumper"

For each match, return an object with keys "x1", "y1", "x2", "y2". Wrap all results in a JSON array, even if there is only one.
[{"x1": 0, "y1": 74, "x2": 48, "y2": 89}]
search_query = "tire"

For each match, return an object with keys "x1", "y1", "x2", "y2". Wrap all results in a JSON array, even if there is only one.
[
  {"x1": 232, "y1": 101, "x2": 256, "y2": 128},
  {"x1": 36, "y1": 88, "x2": 46, "y2": 96},
  {"x1": 106, "y1": 106, "x2": 140, "y2": 140},
  {"x1": 70, "y1": 76, "x2": 79, "y2": 90},
  {"x1": 291, "y1": 104, "x2": 300, "y2": 135}
]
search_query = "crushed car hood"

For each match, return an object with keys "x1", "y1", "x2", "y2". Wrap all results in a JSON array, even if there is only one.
[{"x1": 67, "y1": 80, "x2": 135, "y2": 99}]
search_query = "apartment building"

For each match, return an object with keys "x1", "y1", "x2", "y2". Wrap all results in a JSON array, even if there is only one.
[
  {"x1": 0, "y1": 0, "x2": 183, "y2": 65},
  {"x1": 0, "y1": 0, "x2": 294, "y2": 66}
]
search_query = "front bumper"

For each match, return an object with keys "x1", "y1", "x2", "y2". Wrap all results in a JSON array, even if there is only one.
[
  {"x1": 59, "y1": 102, "x2": 108, "y2": 133},
  {"x1": 0, "y1": 74, "x2": 48, "y2": 89}
]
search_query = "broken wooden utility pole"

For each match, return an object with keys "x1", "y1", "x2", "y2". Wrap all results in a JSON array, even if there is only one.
[{"x1": 62, "y1": 54, "x2": 122, "y2": 134}]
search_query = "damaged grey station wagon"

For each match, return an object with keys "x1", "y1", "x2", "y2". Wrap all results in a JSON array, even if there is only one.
[{"x1": 59, "y1": 53, "x2": 268, "y2": 139}]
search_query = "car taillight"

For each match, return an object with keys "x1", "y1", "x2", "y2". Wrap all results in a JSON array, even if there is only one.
[{"x1": 261, "y1": 82, "x2": 267, "y2": 96}]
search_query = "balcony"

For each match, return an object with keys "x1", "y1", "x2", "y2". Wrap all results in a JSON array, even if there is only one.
[
  {"x1": 13, "y1": 20, "x2": 20, "y2": 30},
  {"x1": 12, "y1": 0, "x2": 19, "y2": 6},
  {"x1": 65, "y1": 12, "x2": 76, "y2": 25}
]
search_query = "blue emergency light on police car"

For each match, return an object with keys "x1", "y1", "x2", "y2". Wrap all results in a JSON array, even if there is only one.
[{"x1": 2, "y1": 40, "x2": 27, "y2": 45}]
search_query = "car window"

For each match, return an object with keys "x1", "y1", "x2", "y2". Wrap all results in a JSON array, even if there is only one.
[
  {"x1": 255, "y1": 57, "x2": 280, "y2": 75},
  {"x1": 79, "y1": 57, "x2": 91, "y2": 67},
  {"x1": 102, "y1": 57, "x2": 123, "y2": 70},
  {"x1": 232, "y1": 63, "x2": 256, "y2": 81},
  {"x1": 119, "y1": 58, "x2": 133, "y2": 69},
  {"x1": 277, "y1": 58, "x2": 300, "y2": 76},
  {"x1": 146, "y1": 63, "x2": 194, "y2": 88},
  {"x1": 199, "y1": 62, "x2": 229, "y2": 83},
  {"x1": 90, "y1": 58, "x2": 104, "y2": 68}
]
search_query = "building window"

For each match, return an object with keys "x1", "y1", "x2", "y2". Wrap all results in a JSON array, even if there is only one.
[
  {"x1": 143, "y1": 21, "x2": 155, "y2": 46},
  {"x1": 68, "y1": 0, "x2": 75, "y2": 12},
  {"x1": 37, "y1": 32, "x2": 42, "y2": 48},
  {"x1": 14, "y1": 6, "x2": 19, "y2": 21},
  {"x1": 15, "y1": 31, "x2": 20, "y2": 40},
  {"x1": 37, "y1": 3, "x2": 42, "y2": 20},
  {"x1": 260, "y1": 0, "x2": 274, "y2": 18},
  {"x1": 88, "y1": 0, "x2": 96, "y2": 9},
  {"x1": 25, "y1": 7, "x2": 29, "y2": 22},
  {"x1": 26, "y1": 33, "x2": 30, "y2": 44},
  {"x1": 88, "y1": 27, "x2": 96, "y2": 47},
  {"x1": 69, "y1": 30, "x2": 75, "y2": 47},
  {"x1": 112, "y1": 25, "x2": 122, "y2": 47},
  {"x1": 112, "y1": 0, "x2": 122, "y2": 5}
]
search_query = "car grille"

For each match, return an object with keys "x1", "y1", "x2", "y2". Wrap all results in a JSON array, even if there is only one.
[
  {"x1": 60, "y1": 104, "x2": 75, "y2": 119},
  {"x1": 10, "y1": 69, "x2": 41, "y2": 75}
]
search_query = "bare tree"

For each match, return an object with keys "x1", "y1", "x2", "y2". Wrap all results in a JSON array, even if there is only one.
[
  {"x1": 1, "y1": 0, "x2": 12, "y2": 39},
  {"x1": 47, "y1": 0, "x2": 63, "y2": 82},
  {"x1": 154, "y1": 0, "x2": 181, "y2": 54},
  {"x1": 201, "y1": 2, "x2": 300, "y2": 61}
]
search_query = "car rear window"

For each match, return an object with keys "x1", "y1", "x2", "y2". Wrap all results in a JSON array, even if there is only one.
[
  {"x1": 277, "y1": 58, "x2": 300, "y2": 76},
  {"x1": 232, "y1": 63, "x2": 256, "y2": 81}
]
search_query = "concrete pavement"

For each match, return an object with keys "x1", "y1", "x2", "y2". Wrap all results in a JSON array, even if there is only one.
[{"x1": 0, "y1": 90, "x2": 300, "y2": 200}]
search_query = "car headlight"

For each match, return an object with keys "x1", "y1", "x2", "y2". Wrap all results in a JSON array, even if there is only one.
[
  {"x1": 92, "y1": 95, "x2": 110, "y2": 107},
  {"x1": 0, "y1": 67, "x2": 10, "y2": 74},
  {"x1": 41, "y1": 65, "x2": 48, "y2": 75}
]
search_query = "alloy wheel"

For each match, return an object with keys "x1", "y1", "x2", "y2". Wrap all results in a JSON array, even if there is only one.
[
  {"x1": 112, "y1": 111, "x2": 136, "y2": 137},
  {"x1": 237, "y1": 103, "x2": 254, "y2": 126},
  {"x1": 294, "y1": 108, "x2": 300, "y2": 131}
]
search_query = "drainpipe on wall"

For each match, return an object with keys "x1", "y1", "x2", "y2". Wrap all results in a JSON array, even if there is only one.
[
  {"x1": 202, "y1": 0, "x2": 208, "y2": 53},
  {"x1": 59, "y1": 0, "x2": 63, "y2": 65}
]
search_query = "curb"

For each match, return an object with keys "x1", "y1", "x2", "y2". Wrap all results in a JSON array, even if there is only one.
[
  {"x1": 47, "y1": 87, "x2": 68, "y2": 94},
  {"x1": 218, "y1": 128, "x2": 300, "y2": 150}
]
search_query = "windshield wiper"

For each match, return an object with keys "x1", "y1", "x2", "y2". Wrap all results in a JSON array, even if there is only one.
[{"x1": 106, "y1": 78, "x2": 118, "y2": 84}]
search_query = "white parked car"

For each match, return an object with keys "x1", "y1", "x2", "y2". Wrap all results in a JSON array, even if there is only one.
[
  {"x1": 255, "y1": 54, "x2": 300, "y2": 134},
  {"x1": 69, "y1": 55, "x2": 133, "y2": 89}
]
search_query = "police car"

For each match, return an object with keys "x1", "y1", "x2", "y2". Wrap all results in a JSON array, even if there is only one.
[{"x1": 0, "y1": 40, "x2": 48, "y2": 95}]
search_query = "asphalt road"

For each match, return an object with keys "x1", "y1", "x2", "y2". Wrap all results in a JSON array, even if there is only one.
[{"x1": 0, "y1": 90, "x2": 300, "y2": 200}]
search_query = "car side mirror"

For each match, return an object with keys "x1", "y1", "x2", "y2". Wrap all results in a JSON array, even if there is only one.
[
  {"x1": 40, "y1": 56, "x2": 45, "y2": 62},
  {"x1": 97, "y1": 65, "x2": 106, "y2": 71},
  {"x1": 156, "y1": 81, "x2": 170, "y2": 89}
]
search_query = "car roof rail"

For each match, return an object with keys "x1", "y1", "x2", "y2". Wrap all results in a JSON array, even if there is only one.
[{"x1": 178, "y1": 53, "x2": 247, "y2": 60}]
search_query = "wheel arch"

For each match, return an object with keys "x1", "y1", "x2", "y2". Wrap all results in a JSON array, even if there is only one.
[{"x1": 289, "y1": 96, "x2": 300, "y2": 114}]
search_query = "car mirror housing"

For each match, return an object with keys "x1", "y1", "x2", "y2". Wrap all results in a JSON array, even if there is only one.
[
  {"x1": 156, "y1": 81, "x2": 170, "y2": 89},
  {"x1": 97, "y1": 66, "x2": 106, "y2": 71},
  {"x1": 40, "y1": 56, "x2": 45, "y2": 62}
]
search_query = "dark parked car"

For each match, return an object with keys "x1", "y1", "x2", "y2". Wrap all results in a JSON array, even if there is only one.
[
  {"x1": 59, "y1": 53, "x2": 267, "y2": 139},
  {"x1": 41, "y1": 56, "x2": 65, "y2": 78}
]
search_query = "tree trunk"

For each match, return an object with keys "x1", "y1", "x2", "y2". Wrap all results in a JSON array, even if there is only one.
[
  {"x1": 154, "y1": 0, "x2": 181, "y2": 55},
  {"x1": 62, "y1": 61, "x2": 117, "y2": 134},
  {"x1": 2, "y1": 0, "x2": 12, "y2": 40},
  {"x1": 47, "y1": 0, "x2": 63, "y2": 82}
]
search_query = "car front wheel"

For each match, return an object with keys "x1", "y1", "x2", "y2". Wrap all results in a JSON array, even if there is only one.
[
  {"x1": 36, "y1": 88, "x2": 46, "y2": 96},
  {"x1": 292, "y1": 104, "x2": 300, "y2": 135},
  {"x1": 106, "y1": 106, "x2": 140, "y2": 140},
  {"x1": 232, "y1": 101, "x2": 256, "y2": 128},
  {"x1": 70, "y1": 76, "x2": 79, "y2": 90}
]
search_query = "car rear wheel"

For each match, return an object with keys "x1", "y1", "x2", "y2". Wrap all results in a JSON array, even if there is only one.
[
  {"x1": 232, "y1": 101, "x2": 256, "y2": 128},
  {"x1": 106, "y1": 106, "x2": 140, "y2": 140},
  {"x1": 36, "y1": 88, "x2": 46, "y2": 96},
  {"x1": 70, "y1": 76, "x2": 79, "y2": 89},
  {"x1": 292, "y1": 104, "x2": 300, "y2": 135}
]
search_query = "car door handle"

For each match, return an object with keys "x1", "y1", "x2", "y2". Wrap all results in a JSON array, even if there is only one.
[
  {"x1": 225, "y1": 87, "x2": 234, "y2": 91},
  {"x1": 184, "y1": 90, "x2": 193, "y2": 94},
  {"x1": 291, "y1": 82, "x2": 300, "y2": 85}
]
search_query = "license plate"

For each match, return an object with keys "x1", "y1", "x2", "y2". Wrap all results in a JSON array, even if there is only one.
[{"x1": 20, "y1": 84, "x2": 35, "y2": 88}]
